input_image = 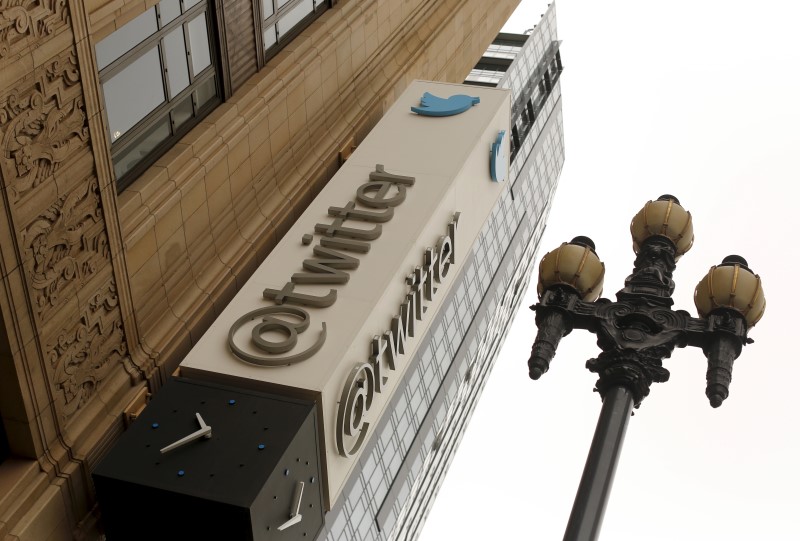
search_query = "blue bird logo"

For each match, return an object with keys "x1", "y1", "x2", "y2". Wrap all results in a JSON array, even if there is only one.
[
  {"x1": 490, "y1": 130, "x2": 507, "y2": 182},
  {"x1": 410, "y1": 92, "x2": 480, "y2": 117}
]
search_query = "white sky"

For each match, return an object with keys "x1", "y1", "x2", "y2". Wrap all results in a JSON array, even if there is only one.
[{"x1": 419, "y1": 1, "x2": 800, "y2": 539}]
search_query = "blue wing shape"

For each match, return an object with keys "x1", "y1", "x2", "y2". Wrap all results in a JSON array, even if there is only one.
[{"x1": 411, "y1": 92, "x2": 480, "y2": 117}]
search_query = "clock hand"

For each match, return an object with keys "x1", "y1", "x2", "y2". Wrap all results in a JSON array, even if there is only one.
[
  {"x1": 277, "y1": 514, "x2": 302, "y2": 531},
  {"x1": 196, "y1": 412, "x2": 208, "y2": 430},
  {"x1": 160, "y1": 425, "x2": 212, "y2": 454},
  {"x1": 277, "y1": 481, "x2": 305, "y2": 531},
  {"x1": 292, "y1": 481, "x2": 305, "y2": 517}
]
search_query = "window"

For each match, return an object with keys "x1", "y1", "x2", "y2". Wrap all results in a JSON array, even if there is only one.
[
  {"x1": 484, "y1": 43, "x2": 522, "y2": 60},
  {"x1": 464, "y1": 68, "x2": 505, "y2": 86},
  {"x1": 259, "y1": 0, "x2": 329, "y2": 59},
  {"x1": 0, "y1": 418, "x2": 9, "y2": 463},
  {"x1": 97, "y1": 0, "x2": 221, "y2": 190}
]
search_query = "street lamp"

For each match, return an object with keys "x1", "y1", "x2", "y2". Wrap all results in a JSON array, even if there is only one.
[{"x1": 527, "y1": 195, "x2": 765, "y2": 541}]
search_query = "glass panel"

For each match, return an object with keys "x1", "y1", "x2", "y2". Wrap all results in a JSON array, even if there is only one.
[
  {"x1": 195, "y1": 75, "x2": 217, "y2": 108},
  {"x1": 163, "y1": 26, "x2": 190, "y2": 98},
  {"x1": 277, "y1": 0, "x2": 291, "y2": 8},
  {"x1": 159, "y1": 0, "x2": 181, "y2": 25},
  {"x1": 263, "y1": 24, "x2": 277, "y2": 51},
  {"x1": 183, "y1": 0, "x2": 203, "y2": 9},
  {"x1": 276, "y1": 0, "x2": 313, "y2": 37},
  {"x1": 263, "y1": 0, "x2": 274, "y2": 18},
  {"x1": 103, "y1": 47, "x2": 166, "y2": 141},
  {"x1": 113, "y1": 116, "x2": 170, "y2": 178},
  {"x1": 187, "y1": 12, "x2": 211, "y2": 75},
  {"x1": 96, "y1": 8, "x2": 157, "y2": 70},
  {"x1": 171, "y1": 95, "x2": 194, "y2": 131}
]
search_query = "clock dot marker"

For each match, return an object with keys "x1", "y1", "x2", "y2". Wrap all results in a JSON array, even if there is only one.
[
  {"x1": 151, "y1": 423, "x2": 159, "y2": 429},
  {"x1": 228, "y1": 399, "x2": 236, "y2": 405},
  {"x1": 178, "y1": 470, "x2": 185, "y2": 477},
  {"x1": 284, "y1": 468, "x2": 290, "y2": 476},
  {"x1": 258, "y1": 444, "x2": 265, "y2": 450}
]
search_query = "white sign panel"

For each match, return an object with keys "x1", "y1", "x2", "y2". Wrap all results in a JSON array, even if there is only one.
[{"x1": 180, "y1": 80, "x2": 511, "y2": 507}]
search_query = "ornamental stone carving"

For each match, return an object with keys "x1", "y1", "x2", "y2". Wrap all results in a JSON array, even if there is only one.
[
  {"x1": 45, "y1": 279, "x2": 128, "y2": 421},
  {"x1": 21, "y1": 176, "x2": 109, "y2": 320},
  {"x1": 0, "y1": 47, "x2": 89, "y2": 202},
  {"x1": 0, "y1": 0, "x2": 69, "y2": 58}
]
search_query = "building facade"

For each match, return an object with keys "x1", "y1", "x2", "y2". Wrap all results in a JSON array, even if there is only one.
[
  {"x1": 0, "y1": 0, "x2": 561, "y2": 539},
  {"x1": 327, "y1": 11, "x2": 564, "y2": 541}
]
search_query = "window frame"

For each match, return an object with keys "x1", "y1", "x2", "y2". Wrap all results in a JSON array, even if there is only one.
[
  {"x1": 254, "y1": 0, "x2": 331, "y2": 66},
  {"x1": 97, "y1": 0, "x2": 222, "y2": 191}
]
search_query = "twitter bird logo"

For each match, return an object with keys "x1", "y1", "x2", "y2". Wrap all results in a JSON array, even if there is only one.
[
  {"x1": 410, "y1": 92, "x2": 480, "y2": 117},
  {"x1": 490, "y1": 130, "x2": 507, "y2": 182}
]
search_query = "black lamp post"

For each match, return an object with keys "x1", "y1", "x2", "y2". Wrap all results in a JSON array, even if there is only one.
[{"x1": 527, "y1": 195, "x2": 766, "y2": 541}]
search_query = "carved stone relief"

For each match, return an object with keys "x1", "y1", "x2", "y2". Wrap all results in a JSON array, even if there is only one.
[
  {"x1": 0, "y1": 0, "x2": 69, "y2": 58},
  {"x1": 0, "y1": 47, "x2": 89, "y2": 202},
  {"x1": 0, "y1": 14, "x2": 134, "y2": 422},
  {"x1": 21, "y1": 176, "x2": 109, "y2": 321},
  {"x1": 45, "y1": 279, "x2": 127, "y2": 421}
]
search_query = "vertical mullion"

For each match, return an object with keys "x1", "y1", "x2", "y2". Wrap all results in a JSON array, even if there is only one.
[
  {"x1": 154, "y1": 1, "x2": 174, "y2": 136},
  {"x1": 183, "y1": 17, "x2": 195, "y2": 82},
  {"x1": 253, "y1": 0, "x2": 265, "y2": 67},
  {"x1": 274, "y1": 0, "x2": 283, "y2": 42},
  {"x1": 157, "y1": 38, "x2": 176, "y2": 134}
]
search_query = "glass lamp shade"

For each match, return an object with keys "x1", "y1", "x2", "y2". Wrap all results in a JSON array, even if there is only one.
[
  {"x1": 537, "y1": 239, "x2": 605, "y2": 301},
  {"x1": 694, "y1": 256, "x2": 765, "y2": 327},
  {"x1": 630, "y1": 195, "x2": 694, "y2": 258}
]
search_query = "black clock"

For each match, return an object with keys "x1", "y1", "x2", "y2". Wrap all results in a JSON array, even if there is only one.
[{"x1": 93, "y1": 377, "x2": 325, "y2": 540}]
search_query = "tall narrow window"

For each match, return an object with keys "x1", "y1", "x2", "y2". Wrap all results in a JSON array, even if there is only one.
[
  {"x1": 97, "y1": 0, "x2": 221, "y2": 190},
  {"x1": 1, "y1": 321, "x2": 21, "y2": 463},
  {"x1": 0, "y1": 419, "x2": 9, "y2": 463}
]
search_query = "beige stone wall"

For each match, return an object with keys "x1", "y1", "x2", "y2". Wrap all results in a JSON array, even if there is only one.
[
  {"x1": 0, "y1": 0, "x2": 520, "y2": 538},
  {"x1": 0, "y1": 1, "x2": 144, "y2": 539}
]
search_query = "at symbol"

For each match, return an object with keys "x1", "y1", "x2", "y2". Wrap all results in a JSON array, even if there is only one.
[{"x1": 228, "y1": 306, "x2": 327, "y2": 366}]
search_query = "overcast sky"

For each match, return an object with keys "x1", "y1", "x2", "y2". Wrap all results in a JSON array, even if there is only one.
[{"x1": 420, "y1": 1, "x2": 800, "y2": 539}]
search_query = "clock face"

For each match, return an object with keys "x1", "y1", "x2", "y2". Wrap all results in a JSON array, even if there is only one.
[{"x1": 94, "y1": 378, "x2": 325, "y2": 541}]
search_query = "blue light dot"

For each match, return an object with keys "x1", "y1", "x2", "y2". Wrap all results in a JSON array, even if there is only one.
[
  {"x1": 258, "y1": 444, "x2": 265, "y2": 450},
  {"x1": 178, "y1": 470, "x2": 185, "y2": 477},
  {"x1": 228, "y1": 399, "x2": 236, "y2": 405},
  {"x1": 151, "y1": 423, "x2": 159, "y2": 429}
]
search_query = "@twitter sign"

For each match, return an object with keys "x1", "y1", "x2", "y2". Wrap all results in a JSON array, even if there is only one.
[{"x1": 179, "y1": 80, "x2": 510, "y2": 508}]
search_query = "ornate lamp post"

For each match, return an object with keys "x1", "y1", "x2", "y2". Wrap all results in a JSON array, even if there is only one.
[{"x1": 527, "y1": 195, "x2": 765, "y2": 541}]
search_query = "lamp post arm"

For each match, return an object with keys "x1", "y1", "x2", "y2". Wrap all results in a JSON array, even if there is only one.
[
  {"x1": 532, "y1": 289, "x2": 751, "y2": 408},
  {"x1": 528, "y1": 308, "x2": 570, "y2": 379},
  {"x1": 528, "y1": 287, "x2": 581, "y2": 379}
]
